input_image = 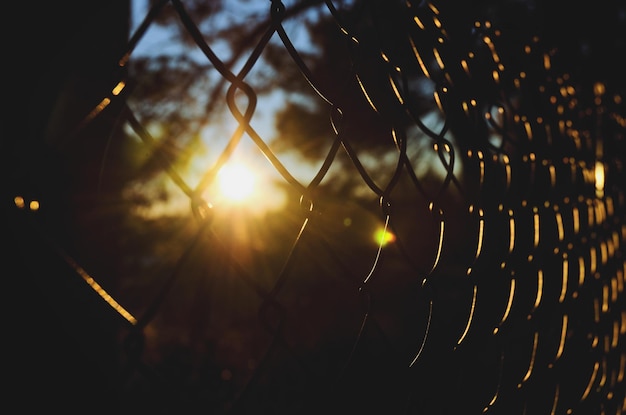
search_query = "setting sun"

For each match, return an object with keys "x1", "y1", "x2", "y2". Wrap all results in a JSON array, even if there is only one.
[{"x1": 217, "y1": 162, "x2": 256, "y2": 203}]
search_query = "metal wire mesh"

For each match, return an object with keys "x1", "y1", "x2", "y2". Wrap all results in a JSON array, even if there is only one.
[{"x1": 6, "y1": 0, "x2": 626, "y2": 414}]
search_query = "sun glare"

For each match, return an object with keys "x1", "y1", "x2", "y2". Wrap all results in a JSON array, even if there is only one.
[{"x1": 217, "y1": 163, "x2": 256, "y2": 202}]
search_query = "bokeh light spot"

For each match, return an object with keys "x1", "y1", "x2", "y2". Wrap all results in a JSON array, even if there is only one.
[{"x1": 374, "y1": 227, "x2": 395, "y2": 246}]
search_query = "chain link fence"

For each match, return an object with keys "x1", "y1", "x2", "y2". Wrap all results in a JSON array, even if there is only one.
[{"x1": 6, "y1": 0, "x2": 626, "y2": 414}]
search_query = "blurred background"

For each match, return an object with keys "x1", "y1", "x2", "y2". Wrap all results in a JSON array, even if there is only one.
[{"x1": 3, "y1": 0, "x2": 626, "y2": 413}]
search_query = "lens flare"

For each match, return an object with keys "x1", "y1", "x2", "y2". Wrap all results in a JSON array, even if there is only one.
[{"x1": 374, "y1": 227, "x2": 395, "y2": 246}]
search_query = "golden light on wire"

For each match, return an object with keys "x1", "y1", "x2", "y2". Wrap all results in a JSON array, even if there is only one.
[
  {"x1": 518, "y1": 331, "x2": 539, "y2": 387},
  {"x1": 530, "y1": 269, "x2": 543, "y2": 316},
  {"x1": 559, "y1": 254, "x2": 569, "y2": 303}
]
